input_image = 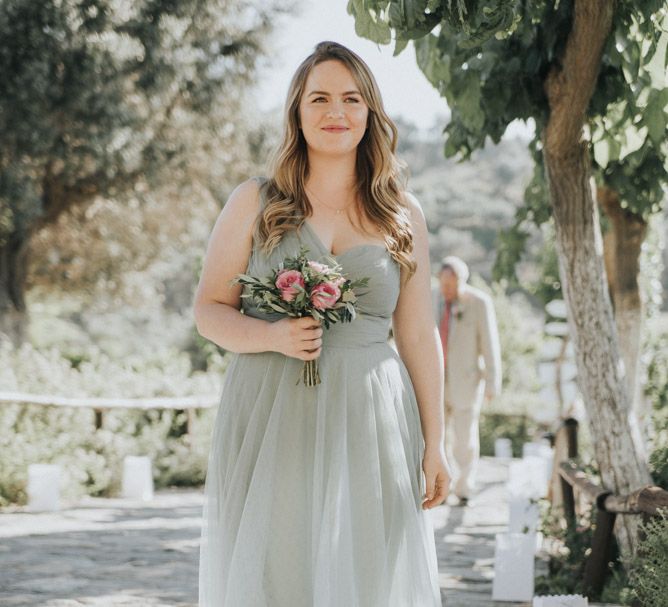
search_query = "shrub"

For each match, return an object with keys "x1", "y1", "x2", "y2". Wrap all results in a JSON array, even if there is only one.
[
  {"x1": 627, "y1": 509, "x2": 668, "y2": 607},
  {"x1": 0, "y1": 338, "x2": 226, "y2": 506},
  {"x1": 479, "y1": 412, "x2": 541, "y2": 457},
  {"x1": 534, "y1": 501, "x2": 632, "y2": 603}
]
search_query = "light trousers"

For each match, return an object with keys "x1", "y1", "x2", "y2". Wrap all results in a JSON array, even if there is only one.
[{"x1": 444, "y1": 400, "x2": 480, "y2": 498}]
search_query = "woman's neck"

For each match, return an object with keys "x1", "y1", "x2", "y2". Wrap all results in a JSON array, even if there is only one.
[{"x1": 305, "y1": 152, "x2": 358, "y2": 196}]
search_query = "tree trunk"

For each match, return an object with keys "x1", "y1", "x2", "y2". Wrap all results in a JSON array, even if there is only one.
[
  {"x1": 0, "y1": 229, "x2": 30, "y2": 344},
  {"x1": 599, "y1": 186, "x2": 650, "y2": 439},
  {"x1": 543, "y1": 0, "x2": 651, "y2": 558},
  {"x1": 0, "y1": 163, "x2": 96, "y2": 343}
]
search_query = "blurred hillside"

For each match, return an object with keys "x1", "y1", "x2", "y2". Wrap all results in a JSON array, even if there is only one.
[{"x1": 395, "y1": 115, "x2": 534, "y2": 280}]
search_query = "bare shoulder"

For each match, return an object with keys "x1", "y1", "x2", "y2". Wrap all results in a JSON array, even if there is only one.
[
  {"x1": 401, "y1": 190, "x2": 426, "y2": 222},
  {"x1": 400, "y1": 190, "x2": 429, "y2": 250},
  {"x1": 193, "y1": 177, "x2": 264, "y2": 309},
  {"x1": 221, "y1": 176, "x2": 263, "y2": 221}
]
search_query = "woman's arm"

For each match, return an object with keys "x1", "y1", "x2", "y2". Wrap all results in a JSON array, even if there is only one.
[
  {"x1": 393, "y1": 192, "x2": 450, "y2": 509},
  {"x1": 194, "y1": 179, "x2": 324, "y2": 359},
  {"x1": 391, "y1": 192, "x2": 445, "y2": 451}
]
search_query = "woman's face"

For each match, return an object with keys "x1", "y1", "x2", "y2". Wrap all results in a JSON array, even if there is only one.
[{"x1": 298, "y1": 60, "x2": 369, "y2": 157}]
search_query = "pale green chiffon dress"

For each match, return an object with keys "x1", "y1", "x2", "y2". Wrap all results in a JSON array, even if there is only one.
[{"x1": 199, "y1": 177, "x2": 441, "y2": 606}]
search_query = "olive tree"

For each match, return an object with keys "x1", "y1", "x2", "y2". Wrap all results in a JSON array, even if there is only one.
[
  {"x1": 348, "y1": 0, "x2": 667, "y2": 556},
  {"x1": 0, "y1": 0, "x2": 283, "y2": 341}
]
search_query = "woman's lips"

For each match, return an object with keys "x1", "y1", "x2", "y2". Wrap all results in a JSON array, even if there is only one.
[{"x1": 322, "y1": 127, "x2": 348, "y2": 132}]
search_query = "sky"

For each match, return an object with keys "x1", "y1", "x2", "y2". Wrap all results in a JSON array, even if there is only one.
[
  {"x1": 254, "y1": 1, "x2": 448, "y2": 133},
  {"x1": 253, "y1": 0, "x2": 533, "y2": 139}
]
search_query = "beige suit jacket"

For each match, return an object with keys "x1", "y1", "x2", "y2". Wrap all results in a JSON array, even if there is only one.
[{"x1": 432, "y1": 280, "x2": 502, "y2": 409}]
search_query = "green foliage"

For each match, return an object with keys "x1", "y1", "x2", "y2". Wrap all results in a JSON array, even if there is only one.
[
  {"x1": 468, "y1": 276, "x2": 544, "y2": 425},
  {"x1": 485, "y1": 280, "x2": 542, "y2": 408},
  {"x1": 0, "y1": 337, "x2": 228, "y2": 505},
  {"x1": 627, "y1": 509, "x2": 668, "y2": 607},
  {"x1": 535, "y1": 504, "x2": 596, "y2": 596},
  {"x1": 479, "y1": 412, "x2": 538, "y2": 457},
  {"x1": 349, "y1": 0, "x2": 668, "y2": 284},
  {"x1": 0, "y1": 0, "x2": 278, "y2": 241},
  {"x1": 644, "y1": 323, "x2": 668, "y2": 489},
  {"x1": 535, "y1": 504, "x2": 632, "y2": 603}
]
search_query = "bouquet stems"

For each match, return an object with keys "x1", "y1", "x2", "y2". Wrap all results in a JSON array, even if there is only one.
[{"x1": 299, "y1": 359, "x2": 321, "y2": 386}]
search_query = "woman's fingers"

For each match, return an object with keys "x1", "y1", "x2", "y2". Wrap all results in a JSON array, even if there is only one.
[
  {"x1": 422, "y1": 474, "x2": 436, "y2": 508},
  {"x1": 422, "y1": 471, "x2": 450, "y2": 509},
  {"x1": 434, "y1": 478, "x2": 449, "y2": 504},
  {"x1": 277, "y1": 316, "x2": 323, "y2": 360},
  {"x1": 300, "y1": 347, "x2": 322, "y2": 361},
  {"x1": 304, "y1": 336, "x2": 323, "y2": 349},
  {"x1": 295, "y1": 318, "x2": 322, "y2": 360},
  {"x1": 297, "y1": 316, "x2": 322, "y2": 329}
]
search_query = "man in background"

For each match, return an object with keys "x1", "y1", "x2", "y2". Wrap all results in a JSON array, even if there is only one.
[{"x1": 433, "y1": 256, "x2": 501, "y2": 506}]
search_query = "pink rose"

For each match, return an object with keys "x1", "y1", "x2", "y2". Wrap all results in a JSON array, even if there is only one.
[
  {"x1": 332, "y1": 276, "x2": 346, "y2": 287},
  {"x1": 275, "y1": 269, "x2": 305, "y2": 302},
  {"x1": 310, "y1": 282, "x2": 341, "y2": 310},
  {"x1": 307, "y1": 260, "x2": 330, "y2": 274}
]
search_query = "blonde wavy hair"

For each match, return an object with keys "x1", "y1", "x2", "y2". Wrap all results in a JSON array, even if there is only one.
[{"x1": 255, "y1": 40, "x2": 417, "y2": 283}]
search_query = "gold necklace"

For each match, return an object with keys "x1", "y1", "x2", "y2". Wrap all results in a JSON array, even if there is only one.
[{"x1": 305, "y1": 185, "x2": 356, "y2": 216}]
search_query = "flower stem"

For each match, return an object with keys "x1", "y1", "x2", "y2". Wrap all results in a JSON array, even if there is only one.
[{"x1": 301, "y1": 359, "x2": 321, "y2": 386}]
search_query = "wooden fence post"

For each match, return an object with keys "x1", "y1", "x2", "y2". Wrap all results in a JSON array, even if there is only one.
[
  {"x1": 550, "y1": 418, "x2": 579, "y2": 518},
  {"x1": 94, "y1": 408, "x2": 104, "y2": 429},
  {"x1": 564, "y1": 417, "x2": 578, "y2": 458},
  {"x1": 561, "y1": 474, "x2": 576, "y2": 531},
  {"x1": 583, "y1": 494, "x2": 617, "y2": 599}
]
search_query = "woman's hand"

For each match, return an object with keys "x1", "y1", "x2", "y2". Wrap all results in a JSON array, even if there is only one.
[
  {"x1": 269, "y1": 316, "x2": 323, "y2": 360},
  {"x1": 421, "y1": 444, "x2": 452, "y2": 510}
]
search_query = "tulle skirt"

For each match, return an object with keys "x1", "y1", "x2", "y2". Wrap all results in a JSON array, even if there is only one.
[{"x1": 198, "y1": 343, "x2": 441, "y2": 606}]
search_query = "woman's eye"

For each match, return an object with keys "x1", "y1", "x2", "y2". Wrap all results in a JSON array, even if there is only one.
[{"x1": 312, "y1": 97, "x2": 360, "y2": 103}]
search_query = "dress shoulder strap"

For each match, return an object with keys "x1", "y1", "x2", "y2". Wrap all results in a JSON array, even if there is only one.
[{"x1": 250, "y1": 175, "x2": 270, "y2": 211}]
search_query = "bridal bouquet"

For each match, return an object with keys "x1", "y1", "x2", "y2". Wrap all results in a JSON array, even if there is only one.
[{"x1": 232, "y1": 245, "x2": 369, "y2": 386}]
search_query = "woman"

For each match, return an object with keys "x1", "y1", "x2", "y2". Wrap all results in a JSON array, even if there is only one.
[{"x1": 194, "y1": 40, "x2": 451, "y2": 607}]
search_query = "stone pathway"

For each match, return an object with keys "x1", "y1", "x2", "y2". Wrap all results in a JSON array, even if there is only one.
[
  {"x1": 435, "y1": 457, "x2": 531, "y2": 607},
  {"x1": 0, "y1": 457, "x2": 534, "y2": 606}
]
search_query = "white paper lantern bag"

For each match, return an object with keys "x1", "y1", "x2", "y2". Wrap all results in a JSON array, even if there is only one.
[
  {"x1": 507, "y1": 457, "x2": 547, "y2": 499},
  {"x1": 122, "y1": 456, "x2": 154, "y2": 501},
  {"x1": 508, "y1": 496, "x2": 540, "y2": 534},
  {"x1": 495, "y1": 437, "x2": 513, "y2": 458},
  {"x1": 522, "y1": 441, "x2": 551, "y2": 458},
  {"x1": 27, "y1": 463, "x2": 62, "y2": 511},
  {"x1": 523, "y1": 443, "x2": 555, "y2": 490},
  {"x1": 492, "y1": 532, "x2": 536, "y2": 602},
  {"x1": 533, "y1": 595, "x2": 588, "y2": 607}
]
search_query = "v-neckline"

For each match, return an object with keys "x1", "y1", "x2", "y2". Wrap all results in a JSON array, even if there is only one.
[{"x1": 302, "y1": 220, "x2": 388, "y2": 259}]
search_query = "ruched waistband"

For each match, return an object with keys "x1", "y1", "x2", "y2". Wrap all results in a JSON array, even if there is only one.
[
  {"x1": 322, "y1": 314, "x2": 391, "y2": 348},
  {"x1": 243, "y1": 308, "x2": 392, "y2": 349}
]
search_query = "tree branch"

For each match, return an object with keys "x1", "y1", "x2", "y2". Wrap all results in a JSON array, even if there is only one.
[{"x1": 544, "y1": 0, "x2": 615, "y2": 157}]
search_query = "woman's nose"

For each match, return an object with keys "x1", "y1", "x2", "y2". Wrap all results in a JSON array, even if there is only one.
[{"x1": 326, "y1": 103, "x2": 345, "y2": 118}]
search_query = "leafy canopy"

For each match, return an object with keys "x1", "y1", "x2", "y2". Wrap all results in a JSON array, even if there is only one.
[
  {"x1": 0, "y1": 0, "x2": 274, "y2": 243},
  {"x1": 347, "y1": 0, "x2": 668, "y2": 282}
]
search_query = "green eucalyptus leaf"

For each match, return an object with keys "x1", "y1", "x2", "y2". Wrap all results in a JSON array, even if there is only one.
[
  {"x1": 393, "y1": 35, "x2": 409, "y2": 56},
  {"x1": 349, "y1": 0, "x2": 392, "y2": 43},
  {"x1": 266, "y1": 301, "x2": 288, "y2": 314},
  {"x1": 594, "y1": 136, "x2": 622, "y2": 168},
  {"x1": 643, "y1": 88, "x2": 668, "y2": 147}
]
